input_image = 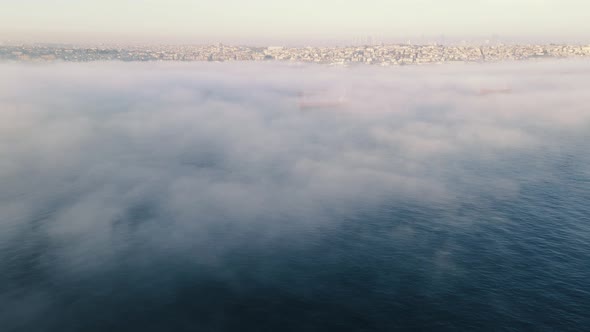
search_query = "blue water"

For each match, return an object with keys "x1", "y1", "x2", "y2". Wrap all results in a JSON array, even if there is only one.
[{"x1": 1, "y1": 62, "x2": 590, "y2": 331}]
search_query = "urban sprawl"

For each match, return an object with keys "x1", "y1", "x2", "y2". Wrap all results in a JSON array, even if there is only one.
[{"x1": 2, "y1": 43, "x2": 590, "y2": 65}]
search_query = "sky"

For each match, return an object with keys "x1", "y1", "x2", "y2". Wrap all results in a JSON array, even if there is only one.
[{"x1": 0, "y1": 0, "x2": 588, "y2": 45}]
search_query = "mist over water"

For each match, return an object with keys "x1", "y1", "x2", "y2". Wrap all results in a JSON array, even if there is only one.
[{"x1": 1, "y1": 61, "x2": 590, "y2": 331}]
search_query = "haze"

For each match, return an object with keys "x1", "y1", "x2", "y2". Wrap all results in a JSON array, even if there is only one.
[{"x1": 1, "y1": 0, "x2": 589, "y2": 44}]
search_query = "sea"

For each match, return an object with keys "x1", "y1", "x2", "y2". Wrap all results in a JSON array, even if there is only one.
[{"x1": 0, "y1": 60, "x2": 589, "y2": 331}]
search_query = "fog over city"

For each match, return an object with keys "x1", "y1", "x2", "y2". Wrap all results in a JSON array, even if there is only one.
[
  {"x1": 1, "y1": 61, "x2": 589, "y2": 330},
  {"x1": 2, "y1": 0, "x2": 590, "y2": 329}
]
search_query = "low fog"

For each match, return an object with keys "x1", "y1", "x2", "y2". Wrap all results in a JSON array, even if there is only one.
[{"x1": 1, "y1": 60, "x2": 590, "y2": 330}]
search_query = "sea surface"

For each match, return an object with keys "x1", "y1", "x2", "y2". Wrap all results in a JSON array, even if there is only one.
[{"x1": 1, "y1": 61, "x2": 589, "y2": 331}]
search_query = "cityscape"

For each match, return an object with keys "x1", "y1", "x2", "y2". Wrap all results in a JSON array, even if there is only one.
[{"x1": 2, "y1": 43, "x2": 590, "y2": 65}]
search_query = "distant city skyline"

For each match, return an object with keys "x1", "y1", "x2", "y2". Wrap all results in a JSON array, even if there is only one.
[
  {"x1": 0, "y1": 0, "x2": 589, "y2": 45},
  {"x1": 3, "y1": 43, "x2": 590, "y2": 66}
]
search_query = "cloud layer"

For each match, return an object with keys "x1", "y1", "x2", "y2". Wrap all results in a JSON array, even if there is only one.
[{"x1": 1, "y1": 60, "x2": 590, "y2": 330}]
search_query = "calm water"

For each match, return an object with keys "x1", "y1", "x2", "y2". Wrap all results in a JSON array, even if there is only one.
[{"x1": 1, "y1": 62, "x2": 589, "y2": 331}]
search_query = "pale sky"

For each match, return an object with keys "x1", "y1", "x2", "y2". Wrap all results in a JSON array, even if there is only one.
[{"x1": 0, "y1": 0, "x2": 588, "y2": 45}]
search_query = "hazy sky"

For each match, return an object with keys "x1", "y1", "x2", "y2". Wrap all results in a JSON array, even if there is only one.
[{"x1": 0, "y1": 0, "x2": 588, "y2": 44}]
